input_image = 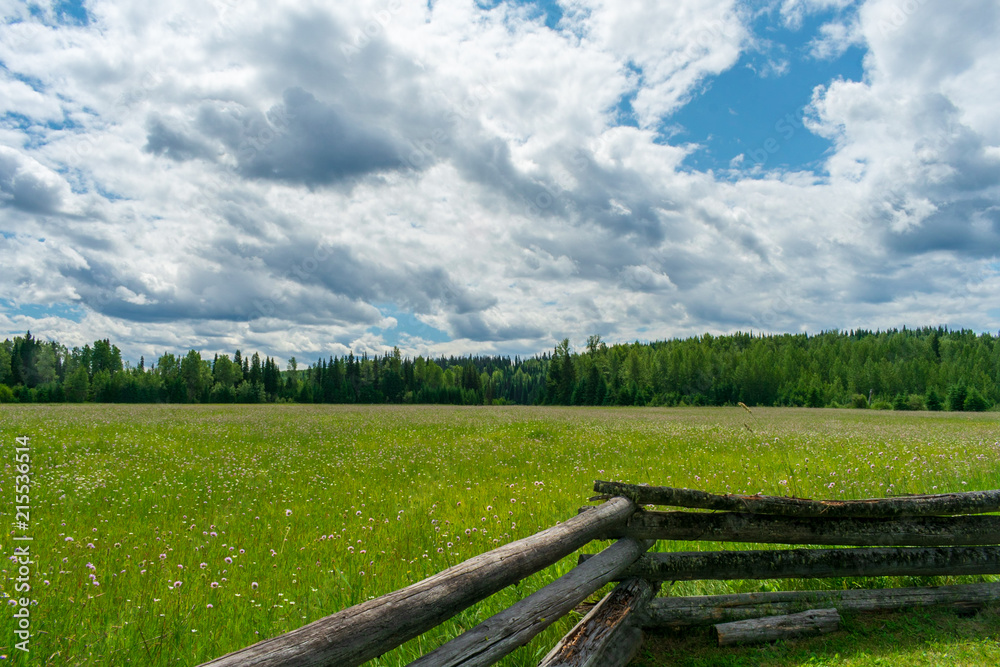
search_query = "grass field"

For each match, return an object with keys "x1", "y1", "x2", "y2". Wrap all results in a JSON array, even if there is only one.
[{"x1": 1, "y1": 404, "x2": 999, "y2": 665}]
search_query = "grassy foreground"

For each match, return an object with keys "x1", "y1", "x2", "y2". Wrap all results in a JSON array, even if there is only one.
[{"x1": 1, "y1": 404, "x2": 999, "y2": 665}]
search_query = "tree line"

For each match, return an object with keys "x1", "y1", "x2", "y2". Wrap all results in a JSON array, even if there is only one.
[{"x1": 0, "y1": 327, "x2": 997, "y2": 410}]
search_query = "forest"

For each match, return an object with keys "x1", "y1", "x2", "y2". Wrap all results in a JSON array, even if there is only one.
[{"x1": 0, "y1": 327, "x2": 997, "y2": 410}]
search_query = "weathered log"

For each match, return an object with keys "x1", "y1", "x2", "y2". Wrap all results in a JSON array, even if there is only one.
[
  {"x1": 640, "y1": 582, "x2": 1000, "y2": 628},
  {"x1": 199, "y1": 497, "x2": 637, "y2": 667},
  {"x1": 594, "y1": 625, "x2": 643, "y2": 667},
  {"x1": 582, "y1": 545, "x2": 1000, "y2": 582},
  {"x1": 593, "y1": 510, "x2": 1000, "y2": 546},
  {"x1": 593, "y1": 480, "x2": 1000, "y2": 518},
  {"x1": 538, "y1": 578, "x2": 656, "y2": 667},
  {"x1": 713, "y1": 608, "x2": 840, "y2": 647},
  {"x1": 408, "y1": 538, "x2": 654, "y2": 667}
]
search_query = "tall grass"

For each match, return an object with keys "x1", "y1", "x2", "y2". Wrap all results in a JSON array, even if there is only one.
[{"x1": 0, "y1": 405, "x2": 998, "y2": 665}]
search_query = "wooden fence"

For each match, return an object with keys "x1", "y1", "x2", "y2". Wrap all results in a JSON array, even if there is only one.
[{"x1": 198, "y1": 482, "x2": 1000, "y2": 667}]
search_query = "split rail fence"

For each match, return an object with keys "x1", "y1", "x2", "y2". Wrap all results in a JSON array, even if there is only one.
[{"x1": 198, "y1": 481, "x2": 1000, "y2": 667}]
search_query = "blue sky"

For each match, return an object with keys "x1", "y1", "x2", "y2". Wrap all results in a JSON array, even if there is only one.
[
  {"x1": 670, "y1": 9, "x2": 866, "y2": 174},
  {"x1": 1, "y1": 0, "x2": 999, "y2": 364}
]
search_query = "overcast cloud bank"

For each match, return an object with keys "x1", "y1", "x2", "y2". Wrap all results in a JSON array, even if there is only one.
[{"x1": 1, "y1": 0, "x2": 998, "y2": 363}]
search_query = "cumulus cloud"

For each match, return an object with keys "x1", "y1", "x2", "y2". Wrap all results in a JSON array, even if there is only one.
[
  {"x1": 232, "y1": 88, "x2": 405, "y2": 185},
  {"x1": 563, "y1": 0, "x2": 748, "y2": 125},
  {"x1": 143, "y1": 114, "x2": 217, "y2": 162},
  {"x1": 809, "y1": 17, "x2": 864, "y2": 60},
  {"x1": 0, "y1": 146, "x2": 71, "y2": 214},
  {"x1": 808, "y1": 0, "x2": 1000, "y2": 262}
]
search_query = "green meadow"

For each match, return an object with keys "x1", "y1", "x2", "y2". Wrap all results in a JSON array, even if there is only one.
[{"x1": 1, "y1": 405, "x2": 999, "y2": 665}]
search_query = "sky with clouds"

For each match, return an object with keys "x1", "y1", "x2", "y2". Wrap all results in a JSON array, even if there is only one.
[{"x1": 1, "y1": 0, "x2": 999, "y2": 364}]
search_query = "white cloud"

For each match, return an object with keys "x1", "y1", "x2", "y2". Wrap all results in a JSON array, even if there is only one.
[
  {"x1": 809, "y1": 17, "x2": 864, "y2": 59},
  {"x1": 781, "y1": 0, "x2": 858, "y2": 29},
  {"x1": 563, "y1": 0, "x2": 747, "y2": 126},
  {"x1": 0, "y1": 145, "x2": 73, "y2": 214},
  {"x1": 808, "y1": 0, "x2": 1000, "y2": 258}
]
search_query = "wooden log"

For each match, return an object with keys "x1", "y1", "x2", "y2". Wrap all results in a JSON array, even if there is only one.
[
  {"x1": 598, "y1": 626, "x2": 644, "y2": 667},
  {"x1": 593, "y1": 510, "x2": 1000, "y2": 546},
  {"x1": 198, "y1": 497, "x2": 637, "y2": 667},
  {"x1": 581, "y1": 545, "x2": 1000, "y2": 582},
  {"x1": 538, "y1": 578, "x2": 656, "y2": 667},
  {"x1": 407, "y1": 538, "x2": 654, "y2": 667},
  {"x1": 593, "y1": 480, "x2": 1000, "y2": 518},
  {"x1": 713, "y1": 608, "x2": 840, "y2": 647},
  {"x1": 640, "y1": 582, "x2": 1000, "y2": 628}
]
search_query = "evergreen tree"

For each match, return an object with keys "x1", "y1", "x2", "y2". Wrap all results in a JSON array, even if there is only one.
[
  {"x1": 925, "y1": 386, "x2": 943, "y2": 411},
  {"x1": 181, "y1": 350, "x2": 210, "y2": 403},
  {"x1": 963, "y1": 387, "x2": 990, "y2": 412},
  {"x1": 63, "y1": 365, "x2": 90, "y2": 402},
  {"x1": 0, "y1": 340, "x2": 12, "y2": 385},
  {"x1": 946, "y1": 383, "x2": 968, "y2": 411}
]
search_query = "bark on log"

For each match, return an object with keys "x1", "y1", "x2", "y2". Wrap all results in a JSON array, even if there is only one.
[
  {"x1": 593, "y1": 481, "x2": 1000, "y2": 518},
  {"x1": 594, "y1": 510, "x2": 1000, "y2": 546},
  {"x1": 408, "y1": 538, "x2": 654, "y2": 667},
  {"x1": 597, "y1": 626, "x2": 643, "y2": 667},
  {"x1": 582, "y1": 545, "x2": 1000, "y2": 582},
  {"x1": 199, "y1": 497, "x2": 637, "y2": 667},
  {"x1": 713, "y1": 608, "x2": 840, "y2": 647},
  {"x1": 538, "y1": 578, "x2": 655, "y2": 667},
  {"x1": 640, "y1": 582, "x2": 1000, "y2": 628}
]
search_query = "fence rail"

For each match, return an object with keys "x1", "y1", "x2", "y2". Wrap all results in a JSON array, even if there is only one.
[{"x1": 197, "y1": 482, "x2": 1000, "y2": 667}]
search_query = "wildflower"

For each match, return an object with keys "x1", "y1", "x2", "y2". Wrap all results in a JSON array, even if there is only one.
[
  {"x1": 286, "y1": 509, "x2": 292, "y2": 516},
  {"x1": 211, "y1": 582, "x2": 219, "y2": 588},
  {"x1": 200, "y1": 563, "x2": 207, "y2": 569},
  {"x1": 251, "y1": 582, "x2": 258, "y2": 589},
  {"x1": 174, "y1": 581, "x2": 183, "y2": 588},
  {"x1": 65, "y1": 537, "x2": 74, "y2": 542},
  {"x1": 207, "y1": 604, "x2": 213, "y2": 609}
]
